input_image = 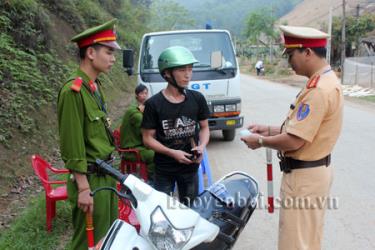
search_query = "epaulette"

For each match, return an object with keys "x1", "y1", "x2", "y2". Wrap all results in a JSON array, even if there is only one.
[
  {"x1": 307, "y1": 75, "x2": 320, "y2": 89},
  {"x1": 70, "y1": 77, "x2": 83, "y2": 92}
]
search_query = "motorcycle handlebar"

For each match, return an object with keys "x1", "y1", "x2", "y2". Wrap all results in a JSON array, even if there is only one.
[{"x1": 95, "y1": 159, "x2": 127, "y2": 184}]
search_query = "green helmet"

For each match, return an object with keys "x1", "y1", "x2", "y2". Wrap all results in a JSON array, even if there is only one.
[{"x1": 158, "y1": 46, "x2": 199, "y2": 74}]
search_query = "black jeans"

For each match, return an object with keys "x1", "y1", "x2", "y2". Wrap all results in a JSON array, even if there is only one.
[{"x1": 154, "y1": 171, "x2": 199, "y2": 206}]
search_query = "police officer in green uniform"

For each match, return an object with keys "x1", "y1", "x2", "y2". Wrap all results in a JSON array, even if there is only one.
[
  {"x1": 120, "y1": 84, "x2": 155, "y2": 181},
  {"x1": 57, "y1": 19, "x2": 121, "y2": 250}
]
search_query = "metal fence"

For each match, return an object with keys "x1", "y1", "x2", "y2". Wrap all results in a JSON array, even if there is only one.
[{"x1": 343, "y1": 56, "x2": 375, "y2": 88}]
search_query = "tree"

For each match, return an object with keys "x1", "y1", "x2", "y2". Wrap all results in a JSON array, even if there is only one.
[
  {"x1": 329, "y1": 13, "x2": 375, "y2": 64},
  {"x1": 243, "y1": 7, "x2": 278, "y2": 60},
  {"x1": 244, "y1": 7, "x2": 278, "y2": 43},
  {"x1": 148, "y1": 0, "x2": 195, "y2": 31}
]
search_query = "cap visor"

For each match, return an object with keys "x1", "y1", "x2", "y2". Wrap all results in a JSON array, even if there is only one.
[{"x1": 98, "y1": 41, "x2": 121, "y2": 50}]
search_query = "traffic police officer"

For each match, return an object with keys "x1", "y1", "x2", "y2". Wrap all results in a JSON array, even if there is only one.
[
  {"x1": 241, "y1": 25, "x2": 343, "y2": 249},
  {"x1": 58, "y1": 19, "x2": 121, "y2": 250}
]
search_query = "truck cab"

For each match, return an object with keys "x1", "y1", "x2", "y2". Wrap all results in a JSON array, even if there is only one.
[{"x1": 124, "y1": 29, "x2": 243, "y2": 141}]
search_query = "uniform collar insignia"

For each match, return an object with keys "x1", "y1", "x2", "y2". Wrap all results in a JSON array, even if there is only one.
[
  {"x1": 88, "y1": 80, "x2": 97, "y2": 93},
  {"x1": 307, "y1": 75, "x2": 320, "y2": 89}
]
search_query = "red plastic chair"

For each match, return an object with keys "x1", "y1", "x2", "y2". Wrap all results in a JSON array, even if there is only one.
[
  {"x1": 113, "y1": 128, "x2": 148, "y2": 181},
  {"x1": 113, "y1": 128, "x2": 147, "y2": 230},
  {"x1": 31, "y1": 155, "x2": 69, "y2": 232}
]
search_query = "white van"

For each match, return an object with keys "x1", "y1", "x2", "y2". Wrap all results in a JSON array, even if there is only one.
[{"x1": 123, "y1": 29, "x2": 243, "y2": 141}]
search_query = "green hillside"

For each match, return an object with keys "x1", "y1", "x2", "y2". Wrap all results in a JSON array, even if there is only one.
[{"x1": 0, "y1": 0, "x2": 150, "y2": 193}]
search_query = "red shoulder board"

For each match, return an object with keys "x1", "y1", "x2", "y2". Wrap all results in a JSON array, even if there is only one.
[
  {"x1": 307, "y1": 75, "x2": 320, "y2": 89},
  {"x1": 70, "y1": 77, "x2": 83, "y2": 92}
]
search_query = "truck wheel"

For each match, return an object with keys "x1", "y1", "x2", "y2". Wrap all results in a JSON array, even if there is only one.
[{"x1": 222, "y1": 129, "x2": 235, "y2": 141}]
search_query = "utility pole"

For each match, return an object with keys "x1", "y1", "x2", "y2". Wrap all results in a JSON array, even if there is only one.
[
  {"x1": 269, "y1": 3, "x2": 274, "y2": 63},
  {"x1": 341, "y1": 0, "x2": 346, "y2": 84},
  {"x1": 356, "y1": 4, "x2": 360, "y2": 56},
  {"x1": 327, "y1": 6, "x2": 333, "y2": 64}
]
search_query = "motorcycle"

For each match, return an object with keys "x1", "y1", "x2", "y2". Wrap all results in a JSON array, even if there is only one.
[{"x1": 92, "y1": 159, "x2": 259, "y2": 250}]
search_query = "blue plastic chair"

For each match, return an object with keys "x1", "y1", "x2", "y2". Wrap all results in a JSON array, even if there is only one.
[{"x1": 198, "y1": 148, "x2": 213, "y2": 193}]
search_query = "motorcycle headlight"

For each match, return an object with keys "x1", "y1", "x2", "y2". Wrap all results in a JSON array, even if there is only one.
[{"x1": 149, "y1": 207, "x2": 194, "y2": 250}]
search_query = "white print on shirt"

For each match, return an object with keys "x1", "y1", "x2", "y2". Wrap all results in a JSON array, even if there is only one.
[{"x1": 162, "y1": 116, "x2": 196, "y2": 140}]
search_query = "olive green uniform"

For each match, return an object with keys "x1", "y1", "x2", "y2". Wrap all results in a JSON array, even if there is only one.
[
  {"x1": 120, "y1": 102, "x2": 155, "y2": 177},
  {"x1": 58, "y1": 69, "x2": 117, "y2": 250}
]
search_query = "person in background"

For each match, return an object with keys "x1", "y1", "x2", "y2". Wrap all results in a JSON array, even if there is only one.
[
  {"x1": 141, "y1": 46, "x2": 210, "y2": 206},
  {"x1": 241, "y1": 25, "x2": 343, "y2": 250},
  {"x1": 120, "y1": 84, "x2": 155, "y2": 182},
  {"x1": 57, "y1": 19, "x2": 121, "y2": 250},
  {"x1": 255, "y1": 59, "x2": 264, "y2": 76}
]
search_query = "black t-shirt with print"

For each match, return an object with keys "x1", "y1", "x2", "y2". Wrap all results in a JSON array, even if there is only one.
[{"x1": 141, "y1": 89, "x2": 209, "y2": 174}]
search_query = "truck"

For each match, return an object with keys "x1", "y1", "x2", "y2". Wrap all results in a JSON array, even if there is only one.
[{"x1": 123, "y1": 29, "x2": 243, "y2": 141}]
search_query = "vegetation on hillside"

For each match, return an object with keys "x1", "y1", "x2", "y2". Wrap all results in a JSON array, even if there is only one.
[
  {"x1": 176, "y1": 0, "x2": 302, "y2": 36},
  {"x1": 0, "y1": 0, "x2": 150, "y2": 190},
  {"x1": 0, "y1": 0, "x2": 68, "y2": 144}
]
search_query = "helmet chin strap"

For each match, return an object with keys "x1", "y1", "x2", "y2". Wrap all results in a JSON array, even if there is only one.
[{"x1": 166, "y1": 70, "x2": 186, "y2": 95}]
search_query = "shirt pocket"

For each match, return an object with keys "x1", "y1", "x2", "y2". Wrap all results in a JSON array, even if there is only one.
[{"x1": 85, "y1": 109, "x2": 106, "y2": 138}]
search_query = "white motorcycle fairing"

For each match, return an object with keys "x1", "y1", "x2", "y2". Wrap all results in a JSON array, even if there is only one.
[
  {"x1": 99, "y1": 219, "x2": 152, "y2": 250},
  {"x1": 124, "y1": 174, "x2": 220, "y2": 249}
]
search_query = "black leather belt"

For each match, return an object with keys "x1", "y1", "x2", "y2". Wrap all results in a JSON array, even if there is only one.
[
  {"x1": 87, "y1": 155, "x2": 114, "y2": 176},
  {"x1": 87, "y1": 164, "x2": 106, "y2": 176},
  {"x1": 280, "y1": 155, "x2": 331, "y2": 173}
]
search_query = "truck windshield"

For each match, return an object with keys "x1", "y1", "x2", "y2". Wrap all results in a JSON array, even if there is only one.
[{"x1": 141, "y1": 32, "x2": 236, "y2": 73}]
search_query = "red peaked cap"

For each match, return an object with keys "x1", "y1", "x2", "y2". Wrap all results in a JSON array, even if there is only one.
[
  {"x1": 280, "y1": 25, "x2": 329, "y2": 49},
  {"x1": 77, "y1": 29, "x2": 116, "y2": 48},
  {"x1": 283, "y1": 35, "x2": 327, "y2": 49}
]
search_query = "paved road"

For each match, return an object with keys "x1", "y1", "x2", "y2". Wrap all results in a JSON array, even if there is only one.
[{"x1": 206, "y1": 74, "x2": 375, "y2": 250}]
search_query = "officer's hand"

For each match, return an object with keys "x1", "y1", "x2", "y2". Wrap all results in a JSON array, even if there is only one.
[
  {"x1": 77, "y1": 188, "x2": 94, "y2": 214},
  {"x1": 171, "y1": 149, "x2": 193, "y2": 164},
  {"x1": 241, "y1": 134, "x2": 262, "y2": 150},
  {"x1": 248, "y1": 124, "x2": 269, "y2": 136}
]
